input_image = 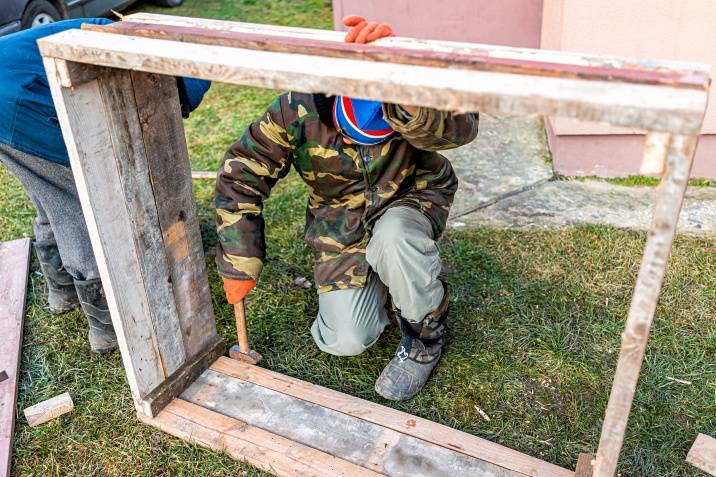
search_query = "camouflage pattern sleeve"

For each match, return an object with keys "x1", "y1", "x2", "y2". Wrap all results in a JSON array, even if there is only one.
[
  {"x1": 382, "y1": 104, "x2": 479, "y2": 152},
  {"x1": 215, "y1": 94, "x2": 294, "y2": 281}
]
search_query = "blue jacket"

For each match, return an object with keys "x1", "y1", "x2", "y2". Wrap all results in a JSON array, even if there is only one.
[{"x1": 0, "y1": 19, "x2": 211, "y2": 166}]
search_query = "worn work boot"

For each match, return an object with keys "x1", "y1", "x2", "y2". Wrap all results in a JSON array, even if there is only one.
[
  {"x1": 375, "y1": 286, "x2": 449, "y2": 401},
  {"x1": 74, "y1": 279, "x2": 118, "y2": 354},
  {"x1": 34, "y1": 239, "x2": 79, "y2": 314}
]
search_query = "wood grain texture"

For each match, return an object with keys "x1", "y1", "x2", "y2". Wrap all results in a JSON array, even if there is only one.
[
  {"x1": 130, "y1": 71, "x2": 219, "y2": 359},
  {"x1": 0, "y1": 238, "x2": 31, "y2": 477},
  {"x1": 54, "y1": 58, "x2": 98, "y2": 87},
  {"x1": 139, "y1": 399, "x2": 383, "y2": 477},
  {"x1": 96, "y1": 68, "x2": 187, "y2": 377},
  {"x1": 687, "y1": 434, "x2": 716, "y2": 476},
  {"x1": 183, "y1": 368, "x2": 526, "y2": 477},
  {"x1": 119, "y1": 13, "x2": 711, "y2": 84},
  {"x1": 574, "y1": 454, "x2": 594, "y2": 477},
  {"x1": 23, "y1": 392, "x2": 74, "y2": 427},
  {"x1": 593, "y1": 135, "x2": 699, "y2": 477},
  {"x1": 37, "y1": 29, "x2": 708, "y2": 135},
  {"x1": 209, "y1": 357, "x2": 571, "y2": 477}
]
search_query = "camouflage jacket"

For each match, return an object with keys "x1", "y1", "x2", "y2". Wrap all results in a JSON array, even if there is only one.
[{"x1": 215, "y1": 92, "x2": 478, "y2": 293}]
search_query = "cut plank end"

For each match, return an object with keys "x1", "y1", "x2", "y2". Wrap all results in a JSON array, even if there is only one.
[
  {"x1": 23, "y1": 392, "x2": 74, "y2": 427},
  {"x1": 687, "y1": 433, "x2": 716, "y2": 476}
]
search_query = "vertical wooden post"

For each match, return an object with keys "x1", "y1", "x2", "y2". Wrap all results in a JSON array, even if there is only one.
[
  {"x1": 593, "y1": 133, "x2": 698, "y2": 477},
  {"x1": 43, "y1": 58, "x2": 223, "y2": 417}
]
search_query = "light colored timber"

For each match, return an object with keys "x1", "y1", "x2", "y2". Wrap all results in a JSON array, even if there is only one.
[
  {"x1": 687, "y1": 434, "x2": 716, "y2": 476},
  {"x1": 122, "y1": 13, "x2": 711, "y2": 80},
  {"x1": 191, "y1": 170, "x2": 216, "y2": 180},
  {"x1": 210, "y1": 357, "x2": 571, "y2": 477},
  {"x1": 139, "y1": 399, "x2": 383, "y2": 477},
  {"x1": 593, "y1": 134, "x2": 699, "y2": 477},
  {"x1": 183, "y1": 366, "x2": 528, "y2": 477},
  {"x1": 0, "y1": 238, "x2": 31, "y2": 477},
  {"x1": 23, "y1": 392, "x2": 74, "y2": 427},
  {"x1": 38, "y1": 29, "x2": 708, "y2": 135}
]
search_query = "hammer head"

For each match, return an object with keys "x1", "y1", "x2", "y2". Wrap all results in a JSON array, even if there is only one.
[{"x1": 228, "y1": 344, "x2": 263, "y2": 365}]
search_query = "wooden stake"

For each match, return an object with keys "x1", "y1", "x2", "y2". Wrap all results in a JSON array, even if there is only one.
[
  {"x1": 235, "y1": 300, "x2": 250, "y2": 354},
  {"x1": 575, "y1": 453, "x2": 595, "y2": 477},
  {"x1": 593, "y1": 134, "x2": 698, "y2": 477}
]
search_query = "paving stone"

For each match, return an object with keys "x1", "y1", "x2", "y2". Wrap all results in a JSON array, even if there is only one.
[
  {"x1": 445, "y1": 114, "x2": 553, "y2": 218},
  {"x1": 452, "y1": 180, "x2": 716, "y2": 234}
]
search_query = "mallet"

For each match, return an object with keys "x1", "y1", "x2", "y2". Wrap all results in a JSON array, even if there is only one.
[{"x1": 228, "y1": 299, "x2": 262, "y2": 364}]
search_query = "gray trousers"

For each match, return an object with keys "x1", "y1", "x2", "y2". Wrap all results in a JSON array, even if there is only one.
[
  {"x1": 0, "y1": 143, "x2": 99, "y2": 281},
  {"x1": 311, "y1": 206, "x2": 445, "y2": 356}
]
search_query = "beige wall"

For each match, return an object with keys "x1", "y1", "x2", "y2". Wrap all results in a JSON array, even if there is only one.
[{"x1": 542, "y1": 0, "x2": 716, "y2": 136}]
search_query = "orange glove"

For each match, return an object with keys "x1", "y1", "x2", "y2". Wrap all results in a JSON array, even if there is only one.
[
  {"x1": 342, "y1": 15, "x2": 395, "y2": 44},
  {"x1": 223, "y1": 278, "x2": 256, "y2": 304}
]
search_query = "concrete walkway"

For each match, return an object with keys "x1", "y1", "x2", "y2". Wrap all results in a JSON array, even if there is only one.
[{"x1": 445, "y1": 115, "x2": 716, "y2": 234}]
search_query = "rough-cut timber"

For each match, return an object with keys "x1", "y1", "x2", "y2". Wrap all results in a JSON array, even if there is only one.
[
  {"x1": 23, "y1": 392, "x2": 74, "y2": 427},
  {"x1": 139, "y1": 399, "x2": 383, "y2": 477},
  {"x1": 574, "y1": 454, "x2": 594, "y2": 477},
  {"x1": 37, "y1": 26, "x2": 709, "y2": 135},
  {"x1": 43, "y1": 58, "x2": 223, "y2": 417},
  {"x1": 687, "y1": 434, "x2": 716, "y2": 476},
  {"x1": 211, "y1": 357, "x2": 571, "y2": 477},
  {"x1": 0, "y1": 238, "x2": 31, "y2": 477},
  {"x1": 593, "y1": 135, "x2": 698, "y2": 477}
]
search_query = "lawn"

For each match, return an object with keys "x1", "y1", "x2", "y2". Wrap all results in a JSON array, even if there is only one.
[{"x1": 3, "y1": 1, "x2": 716, "y2": 475}]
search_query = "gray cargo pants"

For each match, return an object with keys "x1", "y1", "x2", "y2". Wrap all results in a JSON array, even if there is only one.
[
  {"x1": 0, "y1": 143, "x2": 99, "y2": 281},
  {"x1": 311, "y1": 206, "x2": 445, "y2": 356}
]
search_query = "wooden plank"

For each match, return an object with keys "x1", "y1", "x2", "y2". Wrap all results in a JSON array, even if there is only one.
[
  {"x1": 139, "y1": 335, "x2": 224, "y2": 417},
  {"x1": 95, "y1": 67, "x2": 187, "y2": 377},
  {"x1": 85, "y1": 21, "x2": 709, "y2": 90},
  {"x1": 0, "y1": 238, "x2": 31, "y2": 477},
  {"x1": 139, "y1": 399, "x2": 383, "y2": 477},
  {"x1": 37, "y1": 29, "x2": 709, "y2": 135},
  {"x1": 687, "y1": 434, "x2": 716, "y2": 476},
  {"x1": 130, "y1": 71, "x2": 219, "y2": 359},
  {"x1": 122, "y1": 13, "x2": 711, "y2": 82},
  {"x1": 574, "y1": 454, "x2": 594, "y2": 477},
  {"x1": 23, "y1": 392, "x2": 74, "y2": 427},
  {"x1": 191, "y1": 171, "x2": 216, "y2": 180},
  {"x1": 593, "y1": 134, "x2": 698, "y2": 477},
  {"x1": 43, "y1": 58, "x2": 169, "y2": 407},
  {"x1": 210, "y1": 357, "x2": 571, "y2": 477},
  {"x1": 183, "y1": 368, "x2": 527, "y2": 477},
  {"x1": 54, "y1": 58, "x2": 98, "y2": 87}
]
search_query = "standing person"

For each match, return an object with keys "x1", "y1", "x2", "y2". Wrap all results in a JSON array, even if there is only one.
[
  {"x1": 215, "y1": 16, "x2": 478, "y2": 401},
  {"x1": 0, "y1": 18, "x2": 210, "y2": 353}
]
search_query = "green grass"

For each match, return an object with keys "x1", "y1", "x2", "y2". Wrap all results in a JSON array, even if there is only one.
[
  {"x1": 3, "y1": 1, "x2": 716, "y2": 475},
  {"x1": 568, "y1": 174, "x2": 716, "y2": 188}
]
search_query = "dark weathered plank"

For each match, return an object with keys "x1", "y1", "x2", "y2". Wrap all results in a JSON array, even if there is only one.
[
  {"x1": 130, "y1": 71, "x2": 218, "y2": 359},
  {"x1": 96, "y1": 68, "x2": 187, "y2": 378},
  {"x1": 140, "y1": 399, "x2": 383, "y2": 477},
  {"x1": 0, "y1": 238, "x2": 31, "y2": 477},
  {"x1": 211, "y1": 357, "x2": 572, "y2": 477},
  {"x1": 183, "y1": 367, "x2": 529, "y2": 477},
  {"x1": 84, "y1": 21, "x2": 709, "y2": 90}
]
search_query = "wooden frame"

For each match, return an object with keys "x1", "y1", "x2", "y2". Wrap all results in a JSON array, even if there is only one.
[{"x1": 37, "y1": 13, "x2": 710, "y2": 477}]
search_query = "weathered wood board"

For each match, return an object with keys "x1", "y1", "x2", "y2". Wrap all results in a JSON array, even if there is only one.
[
  {"x1": 687, "y1": 434, "x2": 716, "y2": 476},
  {"x1": 0, "y1": 238, "x2": 31, "y2": 477}
]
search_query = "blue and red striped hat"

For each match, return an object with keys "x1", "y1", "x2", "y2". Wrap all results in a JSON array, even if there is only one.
[{"x1": 332, "y1": 96, "x2": 396, "y2": 145}]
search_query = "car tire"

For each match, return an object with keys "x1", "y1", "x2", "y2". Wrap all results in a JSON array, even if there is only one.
[
  {"x1": 21, "y1": 0, "x2": 62, "y2": 29},
  {"x1": 151, "y1": 0, "x2": 184, "y2": 7}
]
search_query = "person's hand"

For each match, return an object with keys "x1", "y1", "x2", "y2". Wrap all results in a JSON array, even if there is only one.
[
  {"x1": 223, "y1": 278, "x2": 256, "y2": 304},
  {"x1": 342, "y1": 15, "x2": 395, "y2": 44}
]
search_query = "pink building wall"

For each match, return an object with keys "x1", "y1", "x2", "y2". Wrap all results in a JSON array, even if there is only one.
[
  {"x1": 332, "y1": 0, "x2": 543, "y2": 47},
  {"x1": 333, "y1": 0, "x2": 715, "y2": 178}
]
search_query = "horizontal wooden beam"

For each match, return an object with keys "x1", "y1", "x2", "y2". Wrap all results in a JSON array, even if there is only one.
[
  {"x1": 37, "y1": 28, "x2": 708, "y2": 135},
  {"x1": 209, "y1": 357, "x2": 572, "y2": 477},
  {"x1": 84, "y1": 21, "x2": 709, "y2": 90}
]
